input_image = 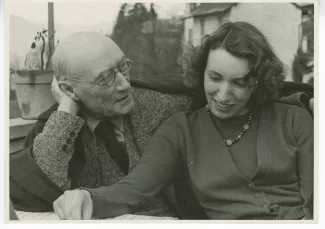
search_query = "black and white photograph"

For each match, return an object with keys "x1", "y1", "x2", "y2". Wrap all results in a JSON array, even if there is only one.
[{"x1": 6, "y1": 0, "x2": 316, "y2": 223}]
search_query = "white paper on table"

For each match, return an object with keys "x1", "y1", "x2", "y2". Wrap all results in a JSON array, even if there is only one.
[
  {"x1": 110, "y1": 214, "x2": 178, "y2": 220},
  {"x1": 15, "y1": 211, "x2": 178, "y2": 221},
  {"x1": 16, "y1": 211, "x2": 60, "y2": 220}
]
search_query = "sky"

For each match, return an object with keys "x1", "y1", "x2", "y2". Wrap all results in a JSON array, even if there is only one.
[
  {"x1": 8, "y1": 0, "x2": 187, "y2": 66},
  {"x1": 8, "y1": 0, "x2": 186, "y2": 27}
]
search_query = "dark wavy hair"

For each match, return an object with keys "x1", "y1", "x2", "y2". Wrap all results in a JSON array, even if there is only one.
[{"x1": 185, "y1": 21, "x2": 286, "y2": 109}]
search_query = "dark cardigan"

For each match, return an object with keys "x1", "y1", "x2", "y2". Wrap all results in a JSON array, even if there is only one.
[{"x1": 88, "y1": 102, "x2": 313, "y2": 220}]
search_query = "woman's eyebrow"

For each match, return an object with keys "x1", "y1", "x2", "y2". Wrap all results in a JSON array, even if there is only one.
[
  {"x1": 207, "y1": 70, "x2": 222, "y2": 76},
  {"x1": 232, "y1": 77, "x2": 245, "y2": 82}
]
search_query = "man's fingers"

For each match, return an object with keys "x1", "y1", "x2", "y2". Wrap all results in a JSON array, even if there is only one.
[
  {"x1": 53, "y1": 190, "x2": 91, "y2": 220},
  {"x1": 63, "y1": 191, "x2": 80, "y2": 220},
  {"x1": 81, "y1": 191, "x2": 93, "y2": 220},
  {"x1": 53, "y1": 198, "x2": 66, "y2": 220},
  {"x1": 70, "y1": 204, "x2": 82, "y2": 220},
  {"x1": 51, "y1": 76, "x2": 59, "y2": 89}
]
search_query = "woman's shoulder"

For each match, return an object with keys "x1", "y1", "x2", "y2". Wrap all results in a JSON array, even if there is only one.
[
  {"x1": 164, "y1": 108, "x2": 203, "y2": 127},
  {"x1": 274, "y1": 102, "x2": 311, "y2": 115},
  {"x1": 272, "y1": 102, "x2": 313, "y2": 123}
]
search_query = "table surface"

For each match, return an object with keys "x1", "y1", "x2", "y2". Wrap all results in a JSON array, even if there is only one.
[{"x1": 15, "y1": 211, "x2": 178, "y2": 221}]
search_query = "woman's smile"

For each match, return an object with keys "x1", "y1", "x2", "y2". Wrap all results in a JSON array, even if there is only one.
[{"x1": 213, "y1": 99, "x2": 234, "y2": 111}]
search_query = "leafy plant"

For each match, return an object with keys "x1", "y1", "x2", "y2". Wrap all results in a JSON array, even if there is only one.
[{"x1": 25, "y1": 28, "x2": 57, "y2": 70}]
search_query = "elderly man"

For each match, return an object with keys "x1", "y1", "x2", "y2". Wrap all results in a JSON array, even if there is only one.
[{"x1": 10, "y1": 32, "x2": 193, "y2": 218}]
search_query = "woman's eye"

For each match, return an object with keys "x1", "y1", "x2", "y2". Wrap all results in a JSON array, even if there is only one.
[
  {"x1": 209, "y1": 74, "x2": 222, "y2": 81},
  {"x1": 234, "y1": 81, "x2": 247, "y2": 87}
]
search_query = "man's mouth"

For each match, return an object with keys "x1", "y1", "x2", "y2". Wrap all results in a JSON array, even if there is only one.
[{"x1": 116, "y1": 94, "x2": 130, "y2": 103}]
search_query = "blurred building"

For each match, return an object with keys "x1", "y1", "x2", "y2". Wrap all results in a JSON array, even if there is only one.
[
  {"x1": 299, "y1": 3, "x2": 314, "y2": 54},
  {"x1": 299, "y1": 3, "x2": 314, "y2": 84},
  {"x1": 182, "y1": 3, "x2": 314, "y2": 81}
]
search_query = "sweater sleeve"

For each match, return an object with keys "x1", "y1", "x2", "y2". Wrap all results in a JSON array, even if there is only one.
[
  {"x1": 85, "y1": 114, "x2": 183, "y2": 219},
  {"x1": 33, "y1": 111, "x2": 85, "y2": 190},
  {"x1": 293, "y1": 107, "x2": 314, "y2": 219}
]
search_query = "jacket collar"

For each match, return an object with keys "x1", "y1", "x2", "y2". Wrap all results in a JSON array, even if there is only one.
[{"x1": 37, "y1": 104, "x2": 59, "y2": 121}]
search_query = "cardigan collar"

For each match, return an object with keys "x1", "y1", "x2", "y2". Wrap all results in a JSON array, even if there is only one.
[{"x1": 197, "y1": 105, "x2": 273, "y2": 186}]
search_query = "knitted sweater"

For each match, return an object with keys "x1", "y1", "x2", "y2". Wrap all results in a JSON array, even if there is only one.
[{"x1": 87, "y1": 102, "x2": 314, "y2": 220}]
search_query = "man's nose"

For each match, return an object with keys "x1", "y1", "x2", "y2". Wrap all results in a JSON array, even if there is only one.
[{"x1": 115, "y1": 72, "x2": 131, "y2": 91}]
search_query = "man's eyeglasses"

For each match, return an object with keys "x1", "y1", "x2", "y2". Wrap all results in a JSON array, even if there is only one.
[{"x1": 66, "y1": 58, "x2": 133, "y2": 87}]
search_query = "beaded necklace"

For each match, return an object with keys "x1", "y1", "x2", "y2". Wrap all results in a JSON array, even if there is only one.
[{"x1": 206, "y1": 106, "x2": 254, "y2": 146}]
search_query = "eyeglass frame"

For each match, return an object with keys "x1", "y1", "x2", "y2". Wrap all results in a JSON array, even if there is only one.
[{"x1": 65, "y1": 58, "x2": 133, "y2": 87}]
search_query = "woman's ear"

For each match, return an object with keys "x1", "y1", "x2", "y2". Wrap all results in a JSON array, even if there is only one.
[{"x1": 58, "y1": 81, "x2": 80, "y2": 101}]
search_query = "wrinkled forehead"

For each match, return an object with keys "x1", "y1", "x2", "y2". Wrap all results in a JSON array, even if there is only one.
[{"x1": 55, "y1": 32, "x2": 124, "y2": 80}]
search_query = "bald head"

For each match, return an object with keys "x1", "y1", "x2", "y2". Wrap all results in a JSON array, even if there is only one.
[{"x1": 52, "y1": 32, "x2": 124, "y2": 80}]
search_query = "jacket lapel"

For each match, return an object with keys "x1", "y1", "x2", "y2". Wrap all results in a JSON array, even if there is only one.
[{"x1": 123, "y1": 115, "x2": 141, "y2": 171}]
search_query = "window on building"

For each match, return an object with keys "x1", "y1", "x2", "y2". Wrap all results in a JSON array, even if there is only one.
[
  {"x1": 190, "y1": 3, "x2": 201, "y2": 12},
  {"x1": 200, "y1": 18, "x2": 205, "y2": 36},
  {"x1": 190, "y1": 3, "x2": 195, "y2": 12},
  {"x1": 302, "y1": 35, "x2": 308, "y2": 53},
  {"x1": 189, "y1": 28, "x2": 193, "y2": 45}
]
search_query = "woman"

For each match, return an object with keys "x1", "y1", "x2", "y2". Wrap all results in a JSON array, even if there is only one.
[{"x1": 54, "y1": 21, "x2": 314, "y2": 220}]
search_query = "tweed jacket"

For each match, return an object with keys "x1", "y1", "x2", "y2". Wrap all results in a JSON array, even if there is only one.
[{"x1": 10, "y1": 86, "x2": 192, "y2": 215}]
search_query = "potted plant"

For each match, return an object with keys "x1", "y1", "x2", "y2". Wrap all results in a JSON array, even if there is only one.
[{"x1": 13, "y1": 29, "x2": 57, "y2": 120}]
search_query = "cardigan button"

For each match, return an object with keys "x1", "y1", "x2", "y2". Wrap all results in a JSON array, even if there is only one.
[{"x1": 255, "y1": 193, "x2": 261, "y2": 198}]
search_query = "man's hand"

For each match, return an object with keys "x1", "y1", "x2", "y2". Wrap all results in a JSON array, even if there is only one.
[
  {"x1": 53, "y1": 190, "x2": 93, "y2": 220},
  {"x1": 51, "y1": 76, "x2": 80, "y2": 115}
]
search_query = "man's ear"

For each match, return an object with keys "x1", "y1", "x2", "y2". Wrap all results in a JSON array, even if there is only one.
[{"x1": 58, "y1": 81, "x2": 80, "y2": 101}]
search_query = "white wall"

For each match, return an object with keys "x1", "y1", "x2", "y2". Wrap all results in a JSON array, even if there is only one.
[
  {"x1": 183, "y1": 17, "x2": 194, "y2": 44},
  {"x1": 192, "y1": 17, "x2": 203, "y2": 46},
  {"x1": 229, "y1": 3, "x2": 302, "y2": 81},
  {"x1": 202, "y1": 14, "x2": 219, "y2": 36},
  {"x1": 184, "y1": 14, "x2": 222, "y2": 46}
]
